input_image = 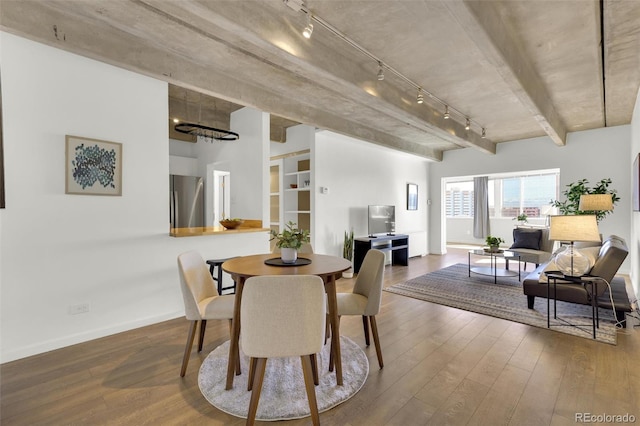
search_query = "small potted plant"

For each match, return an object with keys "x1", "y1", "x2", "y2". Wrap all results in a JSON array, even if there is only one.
[
  {"x1": 513, "y1": 213, "x2": 528, "y2": 226},
  {"x1": 485, "y1": 235, "x2": 504, "y2": 252},
  {"x1": 342, "y1": 229, "x2": 354, "y2": 278},
  {"x1": 270, "y1": 221, "x2": 310, "y2": 264}
]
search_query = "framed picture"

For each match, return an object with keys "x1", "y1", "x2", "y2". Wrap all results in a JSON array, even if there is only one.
[
  {"x1": 65, "y1": 135, "x2": 122, "y2": 196},
  {"x1": 407, "y1": 183, "x2": 418, "y2": 210}
]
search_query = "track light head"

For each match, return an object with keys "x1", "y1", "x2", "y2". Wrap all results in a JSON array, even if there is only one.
[
  {"x1": 417, "y1": 88, "x2": 424, "y2": 104},
  {"x1": 465, "y1": 118, "x2": 471, "y2": 130},
  {"x1": 444, "y1": 105, "x2": 450, "y2": 119},
  {"x1": 377, "y1": 62, "x2": 384, "y2": 81},
  {"x1": 303, "y1": 14, "x2": 313, "y2": 38},
  {"x1": 481, "y1": 128, "x2": 486, "y2": 138}
]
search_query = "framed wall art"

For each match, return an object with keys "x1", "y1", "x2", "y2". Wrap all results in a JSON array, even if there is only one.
[
  {"x1": 65, "y1": 135, "x2": 122, "y2": 196},
  {"x1": 407, "y1": 183, "x2": 418, "y2": 210}
]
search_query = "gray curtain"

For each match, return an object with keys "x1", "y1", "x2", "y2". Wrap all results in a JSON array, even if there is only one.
[{"x1": 473, "y1": 176, "x2": 490, "y2": 238}]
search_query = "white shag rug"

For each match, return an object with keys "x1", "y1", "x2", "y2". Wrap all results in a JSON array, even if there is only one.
[{"x1": 198, "y1": 336, "x2": 368, "y2": 421}]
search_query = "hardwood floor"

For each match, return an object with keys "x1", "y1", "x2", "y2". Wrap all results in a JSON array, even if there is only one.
[{"x1": 2, "y1": 248, "x2": 639, "y2": 425}]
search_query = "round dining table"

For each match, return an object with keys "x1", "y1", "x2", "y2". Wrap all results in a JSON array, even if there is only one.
[{"x1": 222, "y1": 253, "x2": 351, "y2": 389}]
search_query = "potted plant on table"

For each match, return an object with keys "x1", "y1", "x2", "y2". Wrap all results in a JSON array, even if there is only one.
[
  {"x1": 342, "y1": 229, "x2": 355, "y2": 278},
  {"x1": 270, "y1": 221, "x2": 310, "y2": 264},
  {"x1": 513, "y1": 213, "x2": 528, "y2": 226},
  {"x1": 485, "y1": 235, "x2": 504, "y2": 253}
]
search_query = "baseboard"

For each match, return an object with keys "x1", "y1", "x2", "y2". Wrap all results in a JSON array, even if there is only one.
[{"x1": 1, "y1": 311, "x2": 184, "y2": 364}]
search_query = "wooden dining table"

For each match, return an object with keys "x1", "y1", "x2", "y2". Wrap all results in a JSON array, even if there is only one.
[{"x1": 222, "y1": 253, "x2": 351, "y2": 389}]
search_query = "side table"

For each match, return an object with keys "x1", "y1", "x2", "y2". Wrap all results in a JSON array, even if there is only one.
[{"x1": 545, "y1": 272, "x2": 600, "y2": 339}]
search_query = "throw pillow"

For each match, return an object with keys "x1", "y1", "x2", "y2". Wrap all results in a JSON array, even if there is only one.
[{"x1": 510, "y1": 228, "x2": 542, "y2": 250}]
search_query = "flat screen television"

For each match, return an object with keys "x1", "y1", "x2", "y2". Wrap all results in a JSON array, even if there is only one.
[{"x1": 368, "y1": 205, "x2": 395, "y2": 236}]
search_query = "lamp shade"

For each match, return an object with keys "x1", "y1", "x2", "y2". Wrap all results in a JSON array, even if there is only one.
[
  {"x1": 549, "y1": 215, "x2": 600, "y2": 242},
  {"x1": 578, "y1": 194, "x2": 613, "y2": 211}
]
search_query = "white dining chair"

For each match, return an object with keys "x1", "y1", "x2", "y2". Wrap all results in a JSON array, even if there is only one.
[
  {"x1": 241, "y1": 275, "x2": 326, "y2": 426},
  {"x1": 177, "y1": 250, "x2": 236, "y2": 377},
  {"x1": 335, "y1": 249, "x2": 385, "y2": 368}
]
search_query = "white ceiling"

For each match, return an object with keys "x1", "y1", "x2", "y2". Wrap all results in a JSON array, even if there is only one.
[{"x1": 2, "y1": 0, "x2": 639, "y2": 161}]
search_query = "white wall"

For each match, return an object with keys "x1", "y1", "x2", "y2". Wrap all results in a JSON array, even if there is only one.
[
  {"x1": 429, "y1": 126, "x2": 632, "y2": 275},
  {"x1": 630, "y1": 87, "x2": 640, "y2": 300},
  {"x1": 0, "y1": 32, "x2": 269, "y2": 362},
  {"x1": 314, "y1": 131, "x2": 430, "y2": 257}
]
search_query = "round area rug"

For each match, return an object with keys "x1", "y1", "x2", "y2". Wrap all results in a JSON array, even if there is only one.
[{"x1": 198, "y1": 336, "x2": 368, "y2": 421}]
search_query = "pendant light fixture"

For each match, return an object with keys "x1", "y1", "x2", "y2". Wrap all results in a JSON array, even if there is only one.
[
  {"x1": 444, "y1": 105, "x2": 450, "y2": 119},
  {"x1": 416, "y1": 88, "x2": 424, "y2": 104},
  {"x1": 465, "y1": 118, "x2": 471, "y2": 130}
]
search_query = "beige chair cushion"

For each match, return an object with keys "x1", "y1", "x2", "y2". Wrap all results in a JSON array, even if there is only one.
[
  {"x1": 241, "y1": 275, "x2": 326, "y2": 359},
  {"x1": 178, "y1": 250, "x2": 234, "y2": 321},
  {"x1": 336, "y1": 293, "x2": 368, "y2": 316}
]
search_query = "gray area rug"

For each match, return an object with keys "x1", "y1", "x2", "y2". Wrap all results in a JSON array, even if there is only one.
[
  {"x1": 385, "y1": 263, "x2": 618, "y2": 344},
  {"x1": 198, "y1": 336, "x2": 368, "y2": 421}
]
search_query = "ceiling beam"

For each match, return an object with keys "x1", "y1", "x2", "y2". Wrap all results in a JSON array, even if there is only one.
[{"x1": 443, "y1": 0, "x2": 568, "y2": 146}]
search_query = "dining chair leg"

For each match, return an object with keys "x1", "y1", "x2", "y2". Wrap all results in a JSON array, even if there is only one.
[
  {"x1": 228, "y1": 319, "x2": 241, "y2": 376},
  {"x1": 310, "y1": 353, "x2": 319, "y2": 385},
  {"x1": 369, "y1": 315, "x2": 384, "y2": 369},
  {"x1": 247, "y1": 358, "x2": 267, "y2": 426},
  {"x1": 247, "y1": 357, "x2": 257, "y2": 391},
  {"x1": 328, "y1": 316, "x2": 340, "y2": 372},
  {"x1": 301, "y1": 355, "x2": 320, "y2": 426},
  {"x1": 198, "y1": 320, "x2": 207, "y2": 352},
  {"x1": 180, "y1": 320, "x2": 198, "y2": 377},
  {"x1": 324, "y1": 314, "x2": 330, "y2": 344},
  {"x1": 362, "y1": 315, "x2": 370, "y2": 346}
]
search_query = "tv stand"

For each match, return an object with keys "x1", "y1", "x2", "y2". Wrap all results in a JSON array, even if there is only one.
[{"x1": 354, "y1": 234, "x2": 409, "y2": 273}]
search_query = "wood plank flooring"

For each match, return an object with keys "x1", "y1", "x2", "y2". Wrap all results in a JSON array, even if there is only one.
[{"x1": 2, "y1": 248, "x2": 639, "y2": 425}]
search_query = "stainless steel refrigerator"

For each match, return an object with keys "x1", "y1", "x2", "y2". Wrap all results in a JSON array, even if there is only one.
[{"x1": 170, "y1": 175, "x2": 204, "y2": 228}]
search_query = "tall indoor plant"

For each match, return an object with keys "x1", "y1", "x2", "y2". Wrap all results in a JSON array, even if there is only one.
[
  {"x1": 270, "y1": 221, "x2": 310, "y2": 264},
  {"x1": 551, "y1": 178, "x2": 619, "y2": 223},
  {"x1": 342, "y1": 229, "x2": 355, "y2": 278}
]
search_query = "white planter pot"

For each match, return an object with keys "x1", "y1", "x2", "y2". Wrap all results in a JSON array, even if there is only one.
[
  {"x1": 280, "y1": 248, "x2": 298, "y2": 264},
  {"x1": 342, "y1": 268, "x2": 354, "y2": 279}
]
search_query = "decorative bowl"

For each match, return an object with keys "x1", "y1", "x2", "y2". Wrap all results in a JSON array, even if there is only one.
[
  {"x1": 290, "y1": 184, "x2": 298, "y2": 189},
  {"x1": 220, "y1": 219, "x2": 244, "y2": 230}
]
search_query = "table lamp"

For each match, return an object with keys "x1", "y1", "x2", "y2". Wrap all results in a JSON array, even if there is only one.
[
  {"x1": 578, "y1": 193, "x2": 613, "y2": 212},
  {"x1": 549, "y1": 215, "x2": 600, "y2": 277}
]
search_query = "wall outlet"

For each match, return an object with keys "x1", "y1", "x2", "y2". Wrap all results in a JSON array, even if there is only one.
[{"x1": 68, "y1": 303, "x2": 90, "y2": 315}]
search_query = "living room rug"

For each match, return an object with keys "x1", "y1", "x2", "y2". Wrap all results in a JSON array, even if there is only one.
[
  {"x1": 384, "y1": 263, "x2": 618, "y2": 344},
  {"x1": 198, "y1": 336, "x2": 368, "y2": 421}
]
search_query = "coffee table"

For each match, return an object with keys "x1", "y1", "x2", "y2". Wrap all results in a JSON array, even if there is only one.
[{"x1": 468, "y1": 249, "x2": 521, "y2": 284}]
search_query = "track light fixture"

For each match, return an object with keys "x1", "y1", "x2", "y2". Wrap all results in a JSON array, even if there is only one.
[
  {"x1": 302, "y1": 13, "x2": 313, "y2": 38},
  {"x1": 481, "y1": 128, "x2": 486, "y2": 138},
  {"x1": 377, "y1": 61, "x2": 384, "y2": 81},
  {"x1": 286, "y1": 1, "x2": 487, "y2": 139}
]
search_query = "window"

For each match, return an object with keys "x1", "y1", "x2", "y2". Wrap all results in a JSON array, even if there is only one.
[{"x1": 445, "y1": 170, "x2": 559, "y2": 218}]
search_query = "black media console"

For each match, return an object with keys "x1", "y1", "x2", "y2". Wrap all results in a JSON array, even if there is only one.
[{"x1": 353, "y1": 234, "x2": 409, "y2": 273}]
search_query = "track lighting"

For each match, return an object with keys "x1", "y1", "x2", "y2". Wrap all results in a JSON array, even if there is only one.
[
  {"x1": 286, "y1": 2, "x2": 488, "y2": 140},
  {"x1": 481, "y1": 128, "x2": 486, "y2": 138},
  {"x1": 302, "y1": 13, "x2": 313, "y2": 38},
  {"x1": 377, "y1": 62, "x2": 384, "y2": 81}
]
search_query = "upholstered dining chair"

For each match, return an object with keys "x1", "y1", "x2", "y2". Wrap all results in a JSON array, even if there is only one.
[
  {"x1": 334, "y1": 249, "x2": 385, "y2": 369},
  {"x1": 177, "y1": 250, "x2": 236, "y2": 377},
  {"x1": 241, "y1": 275, "x2": 326, "y2": 426}
]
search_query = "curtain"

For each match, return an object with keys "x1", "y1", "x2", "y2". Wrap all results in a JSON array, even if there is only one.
[{"x1": 473, "y1": 176, "x2": 489, "y2": 238}]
